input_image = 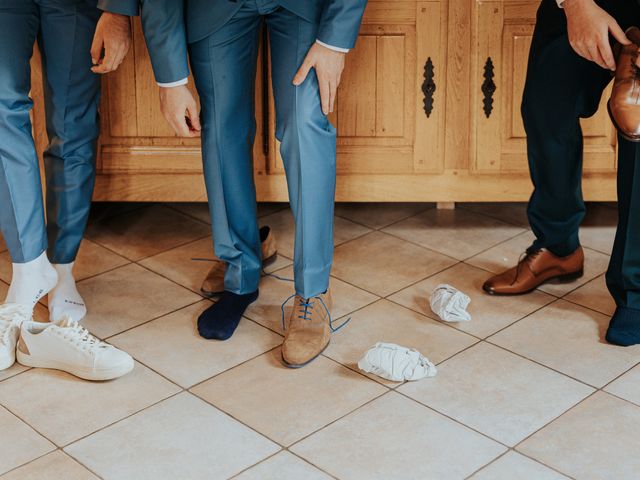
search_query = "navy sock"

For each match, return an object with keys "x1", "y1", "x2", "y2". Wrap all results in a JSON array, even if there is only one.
[
  {"x1": 198, "y1": 290, "x2": 259, "y2": 341},
  {"x1": 606, "y1": 306, "x2": 640, "y2": 347}
]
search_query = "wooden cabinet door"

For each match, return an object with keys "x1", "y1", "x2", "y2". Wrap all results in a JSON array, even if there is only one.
[
  {"x1": 472, "y1": 0, "x2": 617, "y2": 174},
  {"x1": 269, "y1": 0, "x2": 447, "y2": 176}
]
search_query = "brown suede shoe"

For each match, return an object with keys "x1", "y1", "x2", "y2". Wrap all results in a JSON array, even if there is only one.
[
  {"x1": 201, "y1": 226, "x2": 278, "y2": 297},
  {"x1": 483, "y1": 247, "x2": 584, "y2": 296},
  {"x1": 608, "y1": 27, "x2": 640, "y2": 142},
  {"x1": 282, "y1": 290, "x2": 333, "y2": 368}
]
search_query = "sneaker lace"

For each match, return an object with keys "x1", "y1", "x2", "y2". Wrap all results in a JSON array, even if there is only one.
[
  {"x1": 58, "y1": 318, "x2": 108, "y2": 352},
  {"x1": 0, "y1": 305, "x2": 32, "y2": 345},
  {"x1": 280, "y1": 294, "x2": 351, "y2": 333}
]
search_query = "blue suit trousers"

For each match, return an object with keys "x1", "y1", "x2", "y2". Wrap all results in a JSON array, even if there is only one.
[
  {"x1": 0, "y1": 0, "x2": 101, "y2": 264},
  {"x1": 189, "y1": 0, "x2": 337, "y2": 298}
]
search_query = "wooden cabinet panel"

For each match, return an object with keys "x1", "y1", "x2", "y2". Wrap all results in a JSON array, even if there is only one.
[{"x1": 472, "y1": 0, "x2": 616, "y2": 174}]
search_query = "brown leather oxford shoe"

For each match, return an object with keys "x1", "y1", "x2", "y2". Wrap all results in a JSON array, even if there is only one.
[
  {"x1": 201, "y1": 226, "x2": 278, "y2": 297},
  {"x1": 482, "y1": 247, "x2": 584, "y2": 296},
  {"x1": 608, "y1": 27, "x2": 640, "y2": 142}
]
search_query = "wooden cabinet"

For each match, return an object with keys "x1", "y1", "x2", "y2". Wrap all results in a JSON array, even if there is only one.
[{"x1": 31, "y1": 0, "x2": 619, "y2": 202}]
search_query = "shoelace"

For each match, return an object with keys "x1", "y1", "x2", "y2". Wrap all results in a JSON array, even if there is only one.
[
  {"x1": 280, "y1": 294, "x2": 351, "y2": 333},
  {"x1": 512, "y1": 249, "x2": 542, "y2": 286},
  {"x1": 0, "y1": 305, "x2": 32, "y2": 345},
  {"x1": 57, "y1": 318, "x2": 108, "y2": 352}
]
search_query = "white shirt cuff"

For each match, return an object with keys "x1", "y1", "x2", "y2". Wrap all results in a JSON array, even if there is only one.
[
  {"x1": 556, "y1": 0, "x2": 565, "y2": 7},
  {"x1": 157, "y1": 78, "x2": 189, "y2": 88},
  {"x1": 316, "y1": 40, "x2": 349, "y2": 53}
]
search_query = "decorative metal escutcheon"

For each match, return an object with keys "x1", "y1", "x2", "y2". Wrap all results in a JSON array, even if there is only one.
[
  {"x1": 481, "y1": 57, "x2": 496, "y2": 118},
  {"x1": 422, "y1": 57, "x2": 436, "y2": 118}
]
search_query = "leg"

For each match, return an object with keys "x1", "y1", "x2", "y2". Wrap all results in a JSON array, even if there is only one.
[
  {"x1": 523, "y1": 0, "x2": 611, "y2": 256},
  {"x1": 605, "y1": 135, "x2": 640, "y2": 346},
  {"x1": 189, "y1": 5, "x2": 263, "y2": 340},
  {"x1": 38, "y1": 0, "x2": 101, "y2": 265},
  {"x1": 267, "y1": 7, "x2": 336, "y2": 299}
]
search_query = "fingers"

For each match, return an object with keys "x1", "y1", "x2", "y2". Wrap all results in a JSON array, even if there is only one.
[
  {"x1": 598, "y1": 39, "x2": 616, "y2": 71},
  {"x1": 328, "y1": 78, "x2": 337, "y2": 114},
  {"x1": 318, "y1": 75, "x2": 331, "y2": 115},
  {"x1": 293, "y1": 58, "x2": 313, "y2": 86},
  {"x1": 186, "y1": 100, "x2": 202, "y2": 134},
  {"x1": 609, "y1": 21, "x2": 631, "y2": 45},
  {"x1": 92, "y1": 43, "x2": 124, "y2": 74},
  {"x1": 90, "y1": 31, "x2": 103, "y2": 66}
]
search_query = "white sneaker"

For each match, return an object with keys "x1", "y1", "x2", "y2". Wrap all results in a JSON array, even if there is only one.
[
  {"x1": 0, "y1": 304, "x2": 32, "y2": 370},
  {"x1": 17, "y1": 317, "x2": 134, "y2": 381}
]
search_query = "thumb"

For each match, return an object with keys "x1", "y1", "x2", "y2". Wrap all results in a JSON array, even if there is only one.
[
  {"x1": 610, "y1": 21, "x2": 631, "y2": 45},
  {"x1": 293, "y1": 58, "x2": 313, "y2": 86}
]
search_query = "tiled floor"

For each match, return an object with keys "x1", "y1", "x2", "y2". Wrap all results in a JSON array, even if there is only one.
[{"x1": 1, "y1": 201, "x2": 639, "y2": 480}]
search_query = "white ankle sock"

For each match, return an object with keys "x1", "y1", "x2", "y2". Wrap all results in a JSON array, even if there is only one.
[
  {"x1": 6, "y1": 252, "x2": 58, "y2": 307},
  {"x1": 48, "y1": 263, "x2": 87, "y2": 322}
]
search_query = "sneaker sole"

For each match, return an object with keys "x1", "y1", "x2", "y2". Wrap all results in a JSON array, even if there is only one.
[
  {"x1": 16, "y1": 351, "x2": 134, "y2": 381},
  {"x1": 0, "y1": 356, "x2": 16, "y2": 371}
]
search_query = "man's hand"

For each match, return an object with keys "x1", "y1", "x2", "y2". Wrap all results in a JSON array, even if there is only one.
[
  {"x1": 91, "y1": 12, "x2": 132, "y2": 74},
  {"x1": 159, "y1": 85, "x2": 201, "y2": 137},
  {"x1": 564, "y1": 0, "x2": 629, "y2": 70},
  {"x1": 293, "y1": 42, "x2": 346, "y2": 115}
]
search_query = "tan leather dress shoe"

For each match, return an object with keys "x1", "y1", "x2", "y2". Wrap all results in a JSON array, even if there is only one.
[
  {"x1": 282, "y1": 290, "x2": 333, "y2": 368},
  {"x1": 608, "y1": 27, "x2": 640, "y2": 142},
  {"x1": 482, "y1": 247, "x2": 584, "y2": 296},
  {"x1": 201, "y1": 226, "x2": 278, "y2": 297}
]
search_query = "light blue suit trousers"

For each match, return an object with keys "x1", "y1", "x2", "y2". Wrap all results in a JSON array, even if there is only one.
[
  {"x1": 189, "y1": 0, "x2": 337, "y2": 298},
  {"x1": 0, "y1": 0, "x2": 101, "y2": 264}
]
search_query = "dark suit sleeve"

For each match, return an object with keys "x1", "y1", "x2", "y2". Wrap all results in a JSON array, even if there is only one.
[
  {"x1": 97, "y1": 0, "x2": 139, "y2": 16},
  {"x1": 139, "y1": 0, "x2": 190, "y2": 84},
  {"x1": 317, "y1": 0, "x2": 368, "y2": 50}
]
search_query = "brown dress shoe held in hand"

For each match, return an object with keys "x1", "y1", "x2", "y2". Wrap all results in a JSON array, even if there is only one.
[
  {"x1": 608, "y1": 27, "x2": 640, "y2": 142},
  {"x1": 282, "y1": 290, "x2": 333, "y2": 368},
  {"x1": 201, "y1": 226, "x2": 278, "y2": 297},
  {"x1": 483, "y1": 247, "x2": 584, "y2": 296}
]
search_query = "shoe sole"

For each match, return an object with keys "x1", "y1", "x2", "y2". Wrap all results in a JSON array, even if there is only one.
[
  {"x1": 201, "y1": 252, "x2": 279, "y2": 298},
  {"x1": 0, "y1": 357, "x2": 16, "y2": 371},
  {"x1": 607, "y1": 100, "x2": 640, "y2": 143},
  {"x1": 281, "y1": 340, "x2": 330, "y2": 369},
  {"x1": 483, "y1": 269, "x2": 584, "y2": 296},
  {"x1": 16, "y1": 351, "x2": 134, "y2": 381}
]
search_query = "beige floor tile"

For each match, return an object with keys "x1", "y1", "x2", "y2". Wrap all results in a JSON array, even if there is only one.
[
  {"x1": 0, "y1": 363, "x2": 29, "y2": 383},
  {"x1": 469, "y1": 451, "x2": 569, "y2": 480},
  {"x1": 389, "y1": 263, "x2": 554, "y2": 338},
  {"x1": 192, "y1": 350, "x2": 386, "y2": 446},
  {"x1": 518, "y1": 392, "x2": 640, "y2": 480},
  {"x1": 291, "y1": 392, "x2": 506, "y2": 480},
  {"x1": 0, "y1": 406, "x2": 54, "y2": 475},
  {"x1": 334, "y1": 202, "x2": 432, "y2": 229},
  {"x1": 85, "y1": 205, "x2": 211, "y2": 261},
  {"x1": 70, "y1": 239, "x2": 130, "y2": 281},
  {"x1": 604, "y1": 364, "x2": 640, "y2": 406},
  {"x1": 581, "y1": 203, "x2": 617, "y2": 254},
  {"x1": 564, "y1": 274, "x2": 616, "y2": 316},
  {"x1": 467, "y1": 232, "x2": 611, "y2": 297},
  {"x1": 139, "y1": 236, "x2": 217, "y2": 294},
  {"x1": 461, "y1": 203, "x2": 530, "y2": 228},
  {"x1": 244, "y1": 265, "x2": 379, "y2": 334},
  {"x1": 110, "y1": 301, "x2": 282, "y2": 388},
  {"x1": 78, "y1": 263, "x2": 201, "y2": 338},
  {"x1": 490, "y1": 300, "x2": 640, "y2": 387},
  {"x1": 167, "y1": 203, "x2": 211, "y2": 224},
  {"x1": 324, "y1": 299, "x2": 478, "y2": 385},
  {"x1": 399, "y1": 342, "x2": 593, "y2": 446},
  {"x1": 0, "y1": 451, "x2": 99, "y2": 480},
  {"x1": 382, "y1": 208, "x2": 525, "y2": 260},
  {"x1": 332, "y1": 231, "x2": 456, "y2": 296},
  {"x1": 260, "y1": 209, "x2": 372, "y2": 259},
  {"x1": 234, "y1": 451, "x2": 331, "y2": 480},
  {"x1": 0, "y1": 362, "x2": 180, "y2": 446},
  {"x1": 65, "y1": 392, "x2": 279, "y2": 480}
]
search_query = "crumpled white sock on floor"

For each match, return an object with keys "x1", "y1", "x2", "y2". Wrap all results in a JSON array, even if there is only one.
[
  {"x1": 6, "y1": 251, "x2": 58, "y2": 307},
  {"x1": 429, "y1": 283, "x2": 472, "y2": 322},
  {"x1": 48, "y1": 263, "x2": 87, "y2": 322},
  {"x1": 358, "y1": 342, "x2": 437, "y2": 382}
]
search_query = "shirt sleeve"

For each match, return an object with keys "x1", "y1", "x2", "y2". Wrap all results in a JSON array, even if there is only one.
[
  {"x1": 157, "y1": 78, "x2": 189, "y2": 88},
  {"x1": 316, "y1": 39, "x2": 350, "y2": 53}
]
